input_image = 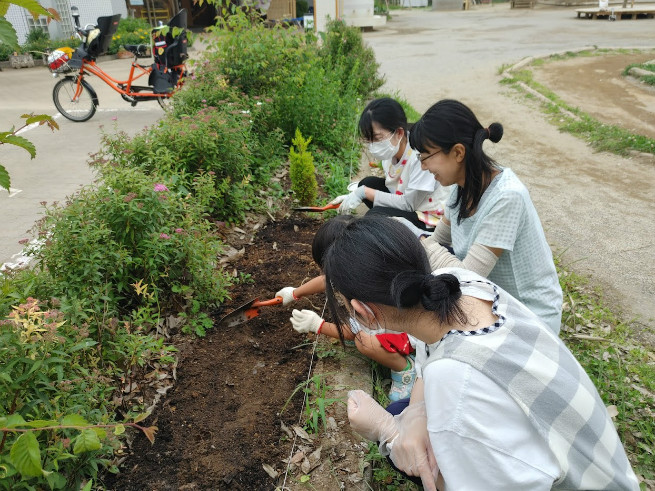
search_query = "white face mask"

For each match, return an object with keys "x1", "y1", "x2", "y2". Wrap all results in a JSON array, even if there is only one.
[
  {"x1": 348, "y1": 303, "x2": 403, "y2": 337},
  {"x1": 368, "y1": 131, "x2": 400, "y2": 161}
]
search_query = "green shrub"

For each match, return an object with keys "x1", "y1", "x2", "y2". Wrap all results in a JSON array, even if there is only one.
[
  {"x1": 0, "y1": 42, "x2": 14, "y2": 61},
  {"x1": 108, "y1": 17, "x2": 151, "y2": 55},
  {"x1": 208, "y1": 21, "x2": 314, "y2": 96},
  {"x1": 296, "y1": 0, "x2": 309, "y2": 17},
  {"x1": 319, "y1": 19, "x2": 384, "y2": 98},
  {"x1": 268, "y1": 56, "x2": 361, "y2": 153},
  {"x1": 23, "y1": 165, "x2": 230, "y2": 327},
  {"x1": 289, "y1": 129, "x2": 318, "y2": 206},
  {"x1": 100, "y1": 106, "x2": 265, "y2": 223},
  {"x1": 20, "y1": 28, "x2": 50, "y2": 56}
]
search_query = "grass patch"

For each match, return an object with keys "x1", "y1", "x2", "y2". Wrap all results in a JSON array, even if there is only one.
[
  {"x1": 500, "y1": 49, "x2": 655, "y2": 156},
  {"x1": 557, "y1": 258, "x2": 655, "y2": 484},
  {"x1": 624, "y1": 62, "x2": 655, "y2": 87}
]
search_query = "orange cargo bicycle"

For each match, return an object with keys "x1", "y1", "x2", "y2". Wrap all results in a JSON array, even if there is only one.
[{"x1": 48, "y1": 7, "x2": 189, "y2": 122}]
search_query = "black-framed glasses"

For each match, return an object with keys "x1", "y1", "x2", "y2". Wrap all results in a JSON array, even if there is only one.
[{"x1": 419, "y1": 149, "x2": 442, "y2": 162}]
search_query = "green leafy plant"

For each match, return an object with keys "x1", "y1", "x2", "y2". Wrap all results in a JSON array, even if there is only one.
[
  {"x1": 289, "y1": 128, "x2": 318, "y2": 206},
  {"x1": 320, "y1": 18, "x2": 385, "y2": 98},
  {"x1": 364, "y1": 442, "x2": 419, "y2": 490},
  {"x1": 1, "y1": 114, "x2": 59, "y2": 191},
  {"x1": 0, "y1": 297, "x2": 159, "y2": 488},
  {"x1": 108, "y1": 17, "x2": 151, "y2": 55},
  {"x1": 22, "y1": 164, "x2": 231, "y2": 329},
  {"x1": 99, "y1": 104, "x2": 280, "y2": 223}
]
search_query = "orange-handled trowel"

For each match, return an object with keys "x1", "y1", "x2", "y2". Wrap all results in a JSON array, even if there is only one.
[{"x1": 216, "y1": 296, "x2": 284, "y2": 328}]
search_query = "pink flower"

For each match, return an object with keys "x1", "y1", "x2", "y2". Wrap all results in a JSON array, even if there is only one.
[
  {"x1": 153, "y1": 184, "x2": 169, "y2": 192},
  {"x1": 159, "y1": 233, "x2": 171, "y2": 239},
  {"x1": 175, "y1": 228, "x2": 184, "y2": 233},
  {"x1": 111, "y1": 116, "x2": 118, "y2": 121}
]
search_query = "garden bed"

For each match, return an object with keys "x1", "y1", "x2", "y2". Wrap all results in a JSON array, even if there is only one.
[{"x1": 104, "y1": 216, "x2": 325, "y2": 489}]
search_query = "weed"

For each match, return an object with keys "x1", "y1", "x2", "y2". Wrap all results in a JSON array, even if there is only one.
[
  {"x1": 281, "y1": 374, "x2": 343, "y2": 434},
  {"x1": 556, "y1": 258, "x2": 655, "y2": 481},
  {"x1": 364, "y1": 442, "x2": 419, "y2": 490}
]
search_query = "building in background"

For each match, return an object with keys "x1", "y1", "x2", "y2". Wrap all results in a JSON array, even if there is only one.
[
  {"x1": 6, "y1": 0, "x2": 127, "y2": 45},
  {"x1": 4, "y1": 0, "x2": 219, "y2": 46}
]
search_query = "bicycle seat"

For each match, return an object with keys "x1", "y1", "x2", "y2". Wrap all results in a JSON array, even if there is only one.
[{"x1": 124, "y1": 44, "x2": 150, "y2": 58}]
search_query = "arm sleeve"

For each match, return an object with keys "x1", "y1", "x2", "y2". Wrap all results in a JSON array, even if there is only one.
[
  {"x1": 423, "y1": 242, "x2": 500, "y2": 277},
  {"x1": 430, "y1": 219, "x2": 451, "y2": 245},
  {"x1": 373, "y1": 188, "x2": 434, "y2": 212}
]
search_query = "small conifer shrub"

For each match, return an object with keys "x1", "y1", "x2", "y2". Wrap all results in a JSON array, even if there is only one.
[{"x1": 289, "y1": 128, "x2": 318, "y2": 206}]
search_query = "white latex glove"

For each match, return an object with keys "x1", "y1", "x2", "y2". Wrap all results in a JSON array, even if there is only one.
[
  {"x1": 330, "y1": 194, "x2": 348, "y2": 206},
  {"x1": 389, "y1": 403, "x2": 439, "y2": 491},
  {"x1": 290, "y1": 309, "x2": 324, "y2": 334},
  {"x1": 347, "y1": 390, "x2": 398, "y2": 443},
  {"x1": 338, "y1": 187, "x2": 366, "y2": 215},
  {"x1": 275, "y1": 286, "x2": 298, "y2": 306}
]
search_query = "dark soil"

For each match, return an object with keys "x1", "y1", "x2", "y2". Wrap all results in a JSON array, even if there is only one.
[{"x1": 103, "y1": 216, "x2": 325, "y2": 490}]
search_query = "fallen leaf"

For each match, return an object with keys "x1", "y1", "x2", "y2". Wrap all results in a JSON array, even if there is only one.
[
  {"x1": 262, "y1": 463, "x2": 278, "y2": 478},
  {"x1": 301, "y1": 457, "x2": 311, "y2": 474},
  {"x1": 293, "y1": 425, "x2": 313, "y2": 442},
  {"x1": 291, "y1": 450, "x2": 305, "y2": 464},
  {"x1": 606, "y1": 405, "x2": 618, "y2": 419}
]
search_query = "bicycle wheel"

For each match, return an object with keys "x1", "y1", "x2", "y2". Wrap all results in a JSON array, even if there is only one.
[
  {"x1": 157, "y1": 93, "x2": 173, "y2": 112},
  {"x1": 53, "y1": 77, "x2": 97, "y2": 122}
]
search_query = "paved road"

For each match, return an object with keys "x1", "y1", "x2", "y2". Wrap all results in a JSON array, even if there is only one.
[
  {"x1": 0, "y1": 57, "x2": 166, "y2": 268},
  {"x1": 362, "y1": 4, "x2": 655, "y2": 327}
]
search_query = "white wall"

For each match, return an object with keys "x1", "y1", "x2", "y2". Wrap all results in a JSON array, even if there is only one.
[{"x1": 6, "y1": 0, "x2": 127, "y2": 45}]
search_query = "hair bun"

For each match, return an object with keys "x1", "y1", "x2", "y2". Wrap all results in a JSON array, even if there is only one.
[
  {"x1": 487, "y1": 122, "x2": 503, "y2": 143},
  {"x1": 422, "y1": 273, "x2": 461, "y2": 301}
]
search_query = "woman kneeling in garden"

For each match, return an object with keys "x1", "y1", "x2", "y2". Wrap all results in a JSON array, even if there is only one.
[
  {"x1": 332, "y1": 97, "x2": 452, "y2": 230},
  {"x1": 323, "y1": 216, "x2": 638, "y2": 491}
]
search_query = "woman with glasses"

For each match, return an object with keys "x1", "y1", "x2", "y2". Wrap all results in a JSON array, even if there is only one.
[
  {"x1": 333, "y1": 97, "x2": 452, "y2": 231},
  {"x1": 411, "y1": 99, "x2": 562, "y2": 335},
  {"x1": 324, "y1": 216, "x2": 638, "y2": 491}
]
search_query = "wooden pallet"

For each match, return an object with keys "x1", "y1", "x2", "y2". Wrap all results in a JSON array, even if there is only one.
[{"x1": 576, "y1": 5, "x2": 655, "y2": 18}]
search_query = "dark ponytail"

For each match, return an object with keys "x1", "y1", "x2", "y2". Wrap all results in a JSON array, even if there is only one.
[
  {"x1": 391, "y1": 271, "x2": 466, "y2": 325},
  {"x1": 410, "y1": 100, "x2": 503, "y2": 225}
]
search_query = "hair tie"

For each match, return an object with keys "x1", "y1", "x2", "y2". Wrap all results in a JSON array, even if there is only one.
[{"x1": 485, "y1": 127, "x2": 490, "y2": 138}]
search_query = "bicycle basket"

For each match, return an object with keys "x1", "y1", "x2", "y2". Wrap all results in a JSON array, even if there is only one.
[{"x1": 47, "y1": 48, "x2": 73, "y2": 73}]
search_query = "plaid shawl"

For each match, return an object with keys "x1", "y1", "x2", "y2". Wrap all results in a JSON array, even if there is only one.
[{"x1": 423, "y1": 270, "x2": 639, "y2": 490}]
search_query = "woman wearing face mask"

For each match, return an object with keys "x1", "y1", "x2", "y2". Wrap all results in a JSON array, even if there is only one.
[
  {"x1": 333, "y1": 98, "x2": 452, "y2": 230},
  {"x1": 324, "y1": 216, "x2": 639, "y2": 491}
]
